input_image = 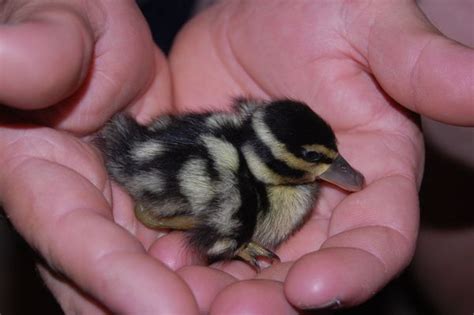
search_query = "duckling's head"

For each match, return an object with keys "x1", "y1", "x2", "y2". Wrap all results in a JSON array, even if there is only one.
[{"x1": 243, "y1": 99, "x2": 364, "y2": 191}]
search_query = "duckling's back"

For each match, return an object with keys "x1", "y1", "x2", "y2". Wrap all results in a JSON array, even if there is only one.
[{"x1": 98, "y1": 112, "x2": 265, "y2": 261}]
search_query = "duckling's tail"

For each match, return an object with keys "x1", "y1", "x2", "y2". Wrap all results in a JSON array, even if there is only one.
[{"x1": 95, "y1": 113, "x2": 148, "y2": 181}]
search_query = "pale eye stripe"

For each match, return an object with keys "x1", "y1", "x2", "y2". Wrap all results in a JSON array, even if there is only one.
[
  {"x1": 252, "y1": 112, "x2": 315, "y2": 170},
  {"x1": 302, "y1": 144, "x2": 337, "y2": 159},
  {"x1": 131, "y1": 140, "x2": 166, "y2": 162},
  {"x1": 242, "y1": 145, "x2": 288, "y2": 184}
]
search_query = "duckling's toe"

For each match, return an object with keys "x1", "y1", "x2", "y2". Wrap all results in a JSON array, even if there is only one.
[{"x1": 236, "y1": 241, "x2": 280, "y2": 270}]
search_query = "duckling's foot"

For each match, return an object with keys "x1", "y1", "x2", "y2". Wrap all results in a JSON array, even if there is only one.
[
  {"x1": 236, "y1": 241, "x2": 280, "y2": 270},
  {"x1": 134, "y1": 204, "x2": 196, "y2": 230}
]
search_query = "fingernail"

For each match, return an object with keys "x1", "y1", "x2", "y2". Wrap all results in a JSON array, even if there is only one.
[{"x1": 311, "y1": 298, "x2": 342, "y2": 310}]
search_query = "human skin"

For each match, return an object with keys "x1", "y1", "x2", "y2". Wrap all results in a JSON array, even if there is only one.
[
  {"x1": 0, "y1": 0, "x2": 472, "y2": 314},
  {"x1": 412, "y1": 1, "x2": 474, "y2": 315}
]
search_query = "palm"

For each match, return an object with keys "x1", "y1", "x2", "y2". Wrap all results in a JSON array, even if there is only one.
[{"x1": 161, "y1": 1, "x2": 422, "y2": 311}]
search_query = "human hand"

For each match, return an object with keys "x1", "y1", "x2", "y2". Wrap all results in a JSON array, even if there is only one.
[
  {"x1": 0, "y1": 1, "x2": 198, "y2": 313},
  {"x1": 158, "y1": 0, "x2": 472, "y2": 313},
  {"x1": 2, "y1": 0, "x2": 472, "y2": 313}
]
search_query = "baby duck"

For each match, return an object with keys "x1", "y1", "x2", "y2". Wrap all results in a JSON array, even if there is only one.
[{"x1": 98, "y1": 99, "x2": 364, "y2": 268}]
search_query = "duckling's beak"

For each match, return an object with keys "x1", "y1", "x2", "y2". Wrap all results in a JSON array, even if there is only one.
[{"x1": 319, "y1": 155, "x2": 365, "y2": 192}]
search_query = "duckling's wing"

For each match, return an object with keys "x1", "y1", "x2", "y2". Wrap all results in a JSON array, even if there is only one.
[{"x1": 134, "y1": 204, "x2": 197, "y2": 230}]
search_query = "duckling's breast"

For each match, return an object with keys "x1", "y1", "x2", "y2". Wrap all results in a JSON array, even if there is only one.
[{"x1": 252, "y1": 183, "x2": 319, "y2": 249}]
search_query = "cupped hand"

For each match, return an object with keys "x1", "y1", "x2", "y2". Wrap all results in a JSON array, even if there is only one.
[
  {"x1": 0, "y1": 0, "x2": 171, "y2": 133},
  {"x1": 160, "y1": 0, "x2": 472, "y2": 313},
  {"x1": 0, "y1": 1, "x2": 198, "y2": 313},
  {"x1": 2, "y1": 0, "x2": 472, "y2": 314}
]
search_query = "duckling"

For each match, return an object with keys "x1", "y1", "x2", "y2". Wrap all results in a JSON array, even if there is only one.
[{"x1": 97, "y1": 99, "x2": 364, "y2": 268}]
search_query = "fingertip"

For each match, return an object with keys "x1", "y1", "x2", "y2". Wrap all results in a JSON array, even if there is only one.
[
  {"x1": 284, "y1": 248, "x2": 385, "y2": 309},
  {"x1": 0, "y1": 6, "x2": 93, "y2": 109},
  {"x1": 178, "y1": 265, "x2": 236, "y2": 314},
  {"x1": 256, "y1": 261, "x2": 292, "y2": 281},
  {"x1": 148, "y1": 231, "x2": 204, "y2": 270},
  {"x1": 210, "y1": 280, "x2": 298, "y2": 315},
  {"x1": 130, "y1": 49, "x2": 175, "y2": 123},
  {"x1": 409, "y1": 38, "x2": 474, "y2": 125}
]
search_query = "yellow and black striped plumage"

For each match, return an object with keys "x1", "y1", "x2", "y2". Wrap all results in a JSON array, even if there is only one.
[{"x1": 98, "y1": 99, "x2": 364, "y2": 267}]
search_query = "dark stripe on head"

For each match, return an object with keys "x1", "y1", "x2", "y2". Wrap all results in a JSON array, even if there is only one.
[{"x1": 248, "y1": 131, "x2": 306, "y2": 179}]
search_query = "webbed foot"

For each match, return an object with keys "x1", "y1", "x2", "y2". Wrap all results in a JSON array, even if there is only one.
[
  {"x1": 134, "y1": 204, "x2": 196, "y2": 230},
  {"x1": 236, "y1": 241, "x2": 280, "y2": 270}
]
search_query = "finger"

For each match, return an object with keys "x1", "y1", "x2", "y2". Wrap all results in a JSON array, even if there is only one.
[
  {"x1": 104, "y1": 180, "x2": 169, "y2": 252},
  {"x1": 178, "y1": 265, "x2": 236, "y2": 314},
  {"x1": 256, "y1": 262, "x2": 293, "y2": 282},
  {"x1": 31, "y1": 1, "x2": 165, "y2": 134},
  {"x1": 1, "y1": 161, "x2": 199, "y2": 314},
  {"x1": 363, "y1": 0, "x2": 474, "y2": 125},
  {"x1": 38, "y1": 264, "x2": 109, "y2": 315},
  {"x1": 128, "y1": 49, "x2": 175, "y2": 124},
  {"x1": 285, "y1": 176, "x2": 419, "y2": 309},
  {"x1": 285, "y1": 248, "x2": 383, "y2": 310},
  {"x1": 211, "y1": 260, "x2": 257, "y2": 280},
  {"x1": 210, "y1": 280, "x2": 298, "y2": 315},
  {"x1": 0, "y1": 3, "x2": 93, "y2": 109},
  {"x1": 0, "y1": 135, "x2": 199, "y2": 314},
  {"x1": 1, "y1": 1, "x2": 171, "y2": 135},
  {"x1": 148, "y1": 231, "x2": 205, "y2": 270}
]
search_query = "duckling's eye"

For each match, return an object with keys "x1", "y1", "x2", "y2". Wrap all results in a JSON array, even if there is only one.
[{"x1": 301, "y1": 149, "x2": 323, "y2": 163}]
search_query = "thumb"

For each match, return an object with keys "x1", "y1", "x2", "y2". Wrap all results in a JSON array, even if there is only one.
[
  {"x1": 366, "y1": 0, "x2": 473, "y2": 125},
  {"x1": 0, "y1": 3, "x2": 93, "y2": 109}
]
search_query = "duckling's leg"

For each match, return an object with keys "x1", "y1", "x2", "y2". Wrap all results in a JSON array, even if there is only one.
[
  {"x1": 134, "y1": 204, "x2": 196, "y2": 230},
  {"x1": 236, "y1": 241, "x2": 280, "y2": 269}
]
